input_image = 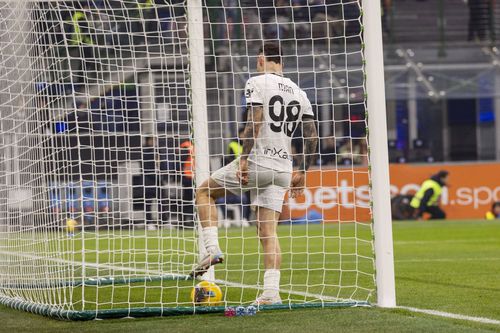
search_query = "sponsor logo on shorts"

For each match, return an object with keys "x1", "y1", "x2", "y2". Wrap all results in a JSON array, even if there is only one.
[{"x1": 264, "y1": 147, "x2": 292, "y2": 161}]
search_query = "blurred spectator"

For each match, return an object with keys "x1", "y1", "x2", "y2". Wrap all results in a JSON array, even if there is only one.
[
  {"x1": 356, "y1": 139, "x2": 368, "y2": 165},
  {"x1": 381, "y1": 0, "x2": 392, "y2": 35},
  {"x1": 82, "y1": 181, "x2": 95, "y2": 224},
  {"x1": 225, "y1": 0, "x2": 243, "y2": 40},
  {"x1": 485, "y1": 201, "x2": 500, "y2": 219},
  {"x1": 142, "y1": 137, "x2": 167, "y2": 229},
  {"x1": 410, "y1": 170, "x2": 449, "y2": 220},
  {"x1": 206, "y1": 0, "x2": 242, "y2": 41},
  {"x1": 343, "y1": 0, "x2": 362, "y2": 38},
  {"x1": 97, "y1": 182, "x2": 111, "y2": 213},
  {"x1": 242, "y1": 7, "x2": 263, "y2": 43},
  {"x1": 134, "y1": 0, "x2": 155, "y2": 44},
  {"x1": 320, "y1": 136, "x2": 336, "y2": 166},
  {"x1": 225, "y1": 128, "x2": 244, "y2": 165},
  {"x1": 65, "y1": 1, "x2": 96, "y2": 87},
  {"x1": 179, "y1": 139, "x2": 195, "y2": 227},
  {"x1": 310, "y1": 0, "x2": 343, "y2": 43},
  {"x1": 337, "y1": 138, "x2": 366, "y2": 165},
  {"x1": 467, "y1": 0, "x2": 491, "y2": 41},
  {"x1": 156, "y1": 2, "x2": 174, "y2": 42},
  {"x1": 291, "y1": 0, "x2": 311, "y2": 38},
  {"x1": 263, "y1": 0, "x2": 292, "y2": 39},
  {"x1": 217, "y1": 129, "x2": 251, "y2": 223}
]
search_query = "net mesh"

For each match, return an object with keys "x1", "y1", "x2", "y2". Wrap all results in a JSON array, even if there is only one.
[{"x1": 0, "y1": 0, "x2": 375, "y2": 318}]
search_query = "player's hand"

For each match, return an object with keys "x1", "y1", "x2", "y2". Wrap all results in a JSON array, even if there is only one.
[
  {"x1": 289, "y1": 172, "x2": 305, "y2": 199},
  {"x1": 237, "y1": 158, "x2": 249, "y2": 185}
]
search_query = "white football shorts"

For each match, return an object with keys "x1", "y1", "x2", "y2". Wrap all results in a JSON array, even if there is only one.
[{"x1": 210, "y1": 158, "x2": 291, "y2": 213}]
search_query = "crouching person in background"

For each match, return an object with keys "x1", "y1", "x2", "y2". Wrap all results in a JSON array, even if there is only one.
[
  {"x1": 485, "y1": 201, "x2": 500, "y2": 220},
  {"x1": 410, "y1": 170, "x2": 449, "y2": 220}
]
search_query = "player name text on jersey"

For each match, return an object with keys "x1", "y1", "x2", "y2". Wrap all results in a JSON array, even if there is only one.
[{"x1": 278, "y1": 82, "x2": 294, "y2": 95}]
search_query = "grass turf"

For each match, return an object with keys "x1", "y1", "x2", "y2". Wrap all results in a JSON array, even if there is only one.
[
  {"x1": 0, "y1": 219, "x2": 499, "y2": 332},
  {"x1": 6, "y1": 222, "x2": 375, "y2": 312}
]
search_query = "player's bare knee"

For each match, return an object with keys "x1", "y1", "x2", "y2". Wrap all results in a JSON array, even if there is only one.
[
  {"x1": 195, "y1": 186, "x2": 210, "y2": 205},
  {"x1": 258, "y1": 221, "x2": 275, "y2": 234},
  {"x1": 257, "y1": 225, "x2": 277, "y2": 240}
]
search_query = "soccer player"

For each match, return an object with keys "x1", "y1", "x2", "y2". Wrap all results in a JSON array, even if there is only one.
[{"x1": 192, "y1": 41, "x2": 318, "y2": 305}]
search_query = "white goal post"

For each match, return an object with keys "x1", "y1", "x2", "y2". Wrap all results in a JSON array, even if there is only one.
[
  {"x1": 363, "y1": 0, "x2": 396, "y2": 308},
  {"x1": 0, "y1": 0, "x2": 395, "y2": 319}
]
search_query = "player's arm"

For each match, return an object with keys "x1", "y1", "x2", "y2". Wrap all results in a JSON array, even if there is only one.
[
  {"x1": 241, "y1": 105, "x2": 263, "y2": 160},
  {"x1": 237, "y1": 105, "x2": 264, "y2": 184},
  {"x1": 290, "y1": 115, "x2": 318, "y2": 198},
  {"x1": 299, "y1": 116, "x2": 318, "y2": 173}
]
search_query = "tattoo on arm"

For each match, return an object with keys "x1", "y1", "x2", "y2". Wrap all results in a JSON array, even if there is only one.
[
  {"x1": 240, "y1": 105, "x2": 264, "y2": 160},
  {"x1": 299, "y1": 117, "x2": 318, "y2": 172}
]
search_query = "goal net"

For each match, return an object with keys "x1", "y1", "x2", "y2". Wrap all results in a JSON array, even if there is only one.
[{"x1": 0, "y1": 0, "x2": 378, "y2": 319}]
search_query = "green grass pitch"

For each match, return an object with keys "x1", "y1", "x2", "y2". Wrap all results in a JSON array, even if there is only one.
[
  {"x1": 6, "y1": 221, "x2": 374, "y2": 314},
  {"x1": 0, "y1": 220, "x2": 498, "y2": 332}
]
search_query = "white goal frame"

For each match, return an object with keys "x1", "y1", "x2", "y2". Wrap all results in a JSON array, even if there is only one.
[{"x1": 0, "y1": 0, "x2": 396, "y2": 319}]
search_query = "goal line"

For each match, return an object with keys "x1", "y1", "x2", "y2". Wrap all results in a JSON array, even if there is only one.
[{"x1": 0, "y1": 250, "x2": 368, "y2": 320}]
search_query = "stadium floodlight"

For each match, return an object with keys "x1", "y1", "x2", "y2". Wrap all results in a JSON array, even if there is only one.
[{"x1": 0, "y1": 0, "x2": 395, "y2": 319}]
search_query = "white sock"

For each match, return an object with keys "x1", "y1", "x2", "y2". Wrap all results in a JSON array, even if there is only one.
[
  {"x1": 202, "y1": 226, "x2": 220, "y2": 253},
  {"x1": 262, "y1": 269, "x2": 280, "y2": 298}
]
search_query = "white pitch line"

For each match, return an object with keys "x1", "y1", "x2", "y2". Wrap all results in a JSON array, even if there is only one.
[
  {"x1": 0, "y1": 250, "x2": 185, "y2": 278},
  {"x1": 395, "y1": 257, "x2": 500, "y2": 263},
  {"x1": 0, "y1": 250, "x2": 351, "y2": 304},
  {"x1": 398, "y1": 306, "x2": 500, "y2": 326},
  {"x1": 395, "y1": 239, "x2": 498, "y2": 245}
]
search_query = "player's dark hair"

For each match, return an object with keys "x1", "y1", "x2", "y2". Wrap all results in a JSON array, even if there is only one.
[{"x1": 258, "y1": 42, "x2": 282, "y2": 64}]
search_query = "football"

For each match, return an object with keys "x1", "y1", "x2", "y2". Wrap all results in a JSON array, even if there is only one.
[{"x1": 190, "y1": 281, "x2": 223, "y2": 306}]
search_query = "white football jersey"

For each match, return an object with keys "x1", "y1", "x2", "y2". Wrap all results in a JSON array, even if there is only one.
[{"x1": 244, "y1": 73, "x2": 314, "y2": 173}]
